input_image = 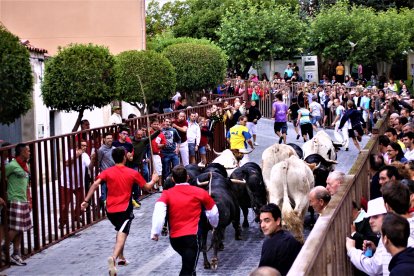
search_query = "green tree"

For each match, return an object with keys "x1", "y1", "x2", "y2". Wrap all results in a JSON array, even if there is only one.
[
  {"x1": 146, "y1": 0, "x2": 189, "y2": 37},
  {"x1": 0, "y1": 25, "x2": 33, "y2": 125},
  {"x1": 42, "y1": 44, "x2": 116, "y2": 132},
  {"x1": 218, "y1": 0, "x2": 306, "y2": 71},
  {"x1": 307, "y1": 2, "x2": 355, "y2": 62},
  {"x1": 308, "y1": 2, "x2": 412, "y2": 74},
  {"x1": 115, "y1": 50, "x2": 176, "y2": 112},
  {"x1": 399, "y1": 8, "x2": 414, "y2": 51},
  {"x1": 374, "y1": 8, "x2": 410, "y2": 63},
  {"x1": 163, "y1": 43, "x2": 227, "y2": 94},
  {"x1": 173, "y1": 0, "x2": 285, "y2": 42}
]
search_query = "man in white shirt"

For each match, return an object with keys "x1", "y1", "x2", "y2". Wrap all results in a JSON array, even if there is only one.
[
  {"x1": 360, "y1": 89, "x2": 371, "y2": 134},
  {"x1": 186, "y1": 112, "x2": 201, "y2": 165},
  {"x1": 346, "y1": 197, "x2": 390, "y2": 276},
  {"x1": 309, "y1": 96, "x2": 323, "y2": 131},
  {"x1": 109, "y1": 106, "x2": 122, "y2": 125},
  {"x1": 59, "y1": 141, "x2": 91, "y2": 229},
  {"x1": 402, "y1": 132, "x2": 414, "y2": 161},
  {"x1": 331, "y1": 98, "x2": 350, "y2": 150}
]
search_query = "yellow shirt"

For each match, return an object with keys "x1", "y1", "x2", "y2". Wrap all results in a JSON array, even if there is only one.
[
  {"x1": 336, "y1": 65, "x2": 344, "y2": 76},
  {"x1": 227, "y1": 124, "x2": 251, "y2": 150}
]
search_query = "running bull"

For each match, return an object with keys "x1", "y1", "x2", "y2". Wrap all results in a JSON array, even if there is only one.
[
  {"x1": 196, "y1": 171, "x2": 242, "y2": 270},
  {"x1": 229, "y1": 162, "x2": 267, "y2": 228}
]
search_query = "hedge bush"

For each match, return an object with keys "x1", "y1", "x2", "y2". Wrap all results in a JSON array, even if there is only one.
[
  {"x1": 163, "y1": 43, "x2": 227, "y2": 92},
  {"x1": 115, "y1": 50, "x2": 176, "y2": 106}
]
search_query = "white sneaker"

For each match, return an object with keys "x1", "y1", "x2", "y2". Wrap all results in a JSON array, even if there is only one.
[
  {"x1": 10, "y1": 254, "x2": 26, "y2": 266},
  {"x1": 108, "y1": 256, "x2": 117, "y2": 276},
  {"x1": 198, "y1": 162, "x2": 206, "y2": 167},
  {"x1": 254, "y1": 142, "x2": 259, "y2": 146}
]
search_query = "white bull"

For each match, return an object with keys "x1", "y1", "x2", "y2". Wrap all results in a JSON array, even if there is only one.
[
  {"x1": 212, "y1": 149, "x2": 247, "y2": 177},
  {"x1": 302, "y1": 130, "x2": 337, "y2": 161},
  {"x1": 266, "y1": 155, "x2": 315, "y2": 243},
  {"x1": 261, "y1": 144, "x2": 298, "y2": 189}
]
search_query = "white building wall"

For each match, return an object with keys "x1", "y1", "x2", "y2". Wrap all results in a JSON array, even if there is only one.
[
  {"x1": 30, "y1": 52, "x2": 49, "y2": 139},
  {"x1": 260, "y1": 59, "x2": 302, "y2": 80},
  {"x1": 54, "y1": 106, "x2": 111, "y2": 134}
]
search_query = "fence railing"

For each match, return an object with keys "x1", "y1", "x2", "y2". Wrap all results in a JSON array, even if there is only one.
[
  {"x1": 287, "y1": 114, "x2": 388, "y2": 275},
  {"x1": 0, "y1": 100, "x2": 234, "y2": 268}
]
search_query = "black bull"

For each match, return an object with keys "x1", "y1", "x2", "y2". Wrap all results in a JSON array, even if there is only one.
[
  {"x1": 229, "y1": 162, "x2": 268, "y2": 227},
  {"x1": 196, "y1": 171, "x2": 242, "y2": 269},
  {"x1": 304, "y1": 153, "x2": 337, "y2": 187},
  {"x1": 304, "y1": 153, "x2": 337, "y2": 225}
]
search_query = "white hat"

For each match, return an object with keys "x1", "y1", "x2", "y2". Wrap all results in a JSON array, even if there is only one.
[{"x1": 365, "y1": 197, "x2": 387, "y2": 218}]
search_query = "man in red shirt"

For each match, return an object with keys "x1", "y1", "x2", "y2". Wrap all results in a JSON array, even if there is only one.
[
  {"x1": 81, "y1": 147, "x2": 158, "y2": 276},
  {"x1": 151, "y1": 165, "x2": 219, "y2": 275}
]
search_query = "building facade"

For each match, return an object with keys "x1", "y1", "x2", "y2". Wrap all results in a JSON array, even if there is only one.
[{"x1": 0, "y1": 0, "x2": 146, "y2": 55}]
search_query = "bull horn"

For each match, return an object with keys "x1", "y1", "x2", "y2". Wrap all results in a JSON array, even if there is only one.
[
  {"x1": 315, "y1": 162, "x2": 321, "y2": 169},
  {"x1": 327, "y1": 159, "x2": 338, "y2": 164},
  {"x1": 197, "y1": 178, "x2": 209, "y2": 186},
  {"x1": 230, "y1": 179, "x2": 246, "y2": 184},
  {"x1": 238, "y1": 148, "x2": 254, "y2": 154},
  {"x1": 213, "y1": 149, "x2": 222, "y2": 156}
]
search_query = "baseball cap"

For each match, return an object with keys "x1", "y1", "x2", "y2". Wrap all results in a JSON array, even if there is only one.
[{"x1": 365, "y1": 197, "x2": 387, "y2": 218}]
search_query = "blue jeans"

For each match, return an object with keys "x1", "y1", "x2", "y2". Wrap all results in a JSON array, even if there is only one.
[
  {"x1": 162, "y1": 152, "x2": 180, "y2": 180},
  {"x1": 142, "y1": 162, "x2": 149, "y2": 182},
  {"x1": 100, "y1": 181, "x2": 107, "y2": 201},
  {"x1": 131, "y1": 164, "x2": 149, "y2": 201}
]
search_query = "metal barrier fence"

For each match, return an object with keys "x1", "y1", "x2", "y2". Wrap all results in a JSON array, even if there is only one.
[
  {"x1": 225, "y1": 79, "x2": 373, "y2": 126},
  {"x1": 287, "y1": 114, "x2": 389, "y2": 275},
  {"x1": 0, "y1": 100, "x2": 236, "y2": 268}
]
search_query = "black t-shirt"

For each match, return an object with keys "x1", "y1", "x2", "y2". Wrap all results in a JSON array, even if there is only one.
[
  {"x1": 259, "y1": 230, "x2": 302, "y2": 276},
  {"x1": 112, "y1": 140, "x2": 133, "y2": 153},
  {"x1": 288, "y1": 103, "x2": 300, "y2": 120}
]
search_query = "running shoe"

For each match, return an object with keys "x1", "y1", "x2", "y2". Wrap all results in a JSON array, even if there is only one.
[
  {"x1": 10, "y1": 254, "x2": 26, "y2": 266},
  {"x1": 132, "y1": 199, "x2": 141, "y2": 209},
  {"x1": 118, "y1": 258, "x2": 129, "y2": 266},
  {"x1": 254, "y1": 142, "x2": 259, "y2": 146},
  {"x1": 108, "y1": 256, "x2": 117, "y2": 276}
]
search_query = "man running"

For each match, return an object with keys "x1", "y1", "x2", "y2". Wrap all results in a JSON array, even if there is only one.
[
  {"x1": 151, "y1": 165, "x2": 219, "y2": 276},
  {"x1": 81, "y1": 147, "x2": 158, "y2": 276},
  {"x1": 339, "y1": 101, "x2": 364, "y2": 153},
  {"x1": 272, "y1": 93, "x2": 288, "y2": 144}
]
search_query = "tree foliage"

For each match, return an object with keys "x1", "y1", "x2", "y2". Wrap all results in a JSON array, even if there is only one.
[
  {"x1": 146, "y1": 0, "x2": 189, "y2": 37},
  {"x1": 307, "y1": 2, "x2": 412, "y2": 65},
  {"x1": 42, "y1": 44, "x2": 116, "y2": 131},
  {"x1": 218, "y1": 0, "x2": 306, "y2": 69},
  {"x1": 115, "y1": 50, "x2": 176, "y2": 109},
  {"x1": 300, "y1": 0, "x2": 413, "y2": 16},
  {"x1": 147, "y1": 33, "x2": 216, "y2": 53},
  {"x1": 0, "y1": 26, "x2": 33, "y2": 125},
  {"x1": 147, "y1": 0, "x2": 292, "y2": 42},
  {"x1": 163, "y1": 43, "x2": 227, "y2": 92}
]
